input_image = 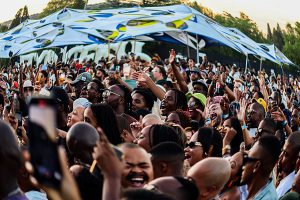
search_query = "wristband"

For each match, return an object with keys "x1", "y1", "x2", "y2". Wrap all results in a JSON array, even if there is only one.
[
  {"x1": 282, "y1": 120, "x2": 288, "y2": 127},
  {"x1": 241, "y1": 124, "x2": 247, "y2": 130},
  {"x1": 222, "y1": 113, "x2": 229, "y2": 119}
]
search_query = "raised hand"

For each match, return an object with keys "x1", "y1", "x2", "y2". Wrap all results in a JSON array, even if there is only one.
[
  {"x1": 169, "y1": 49, "x2": 176, "y2": 65},
  {"x1": 237, "y1": 98, "x2": 247, "y2": 123}
]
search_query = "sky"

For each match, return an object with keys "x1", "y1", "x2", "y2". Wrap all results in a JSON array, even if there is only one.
[{"x1": 0, "y1": 0, "x2": 299, "y2": 33}]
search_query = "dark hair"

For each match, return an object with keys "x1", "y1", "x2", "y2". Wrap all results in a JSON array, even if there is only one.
[
  {"x1": 150, "y1": 142, "x2": 184, "y2": 162},
  {"x1": 170, "y1": 109, "x2": 191, "y2": 129},
  {"x1": 261, "y1": 118, "x2": 277, "y2": 134},
  {"x1": 287, "y1": 131, "x2": 300, "y2": 151},
  {"x1": 90, "y1": 103, "x2": 122, "y2": 145},
  {"x1": 122, "y1": 188, "x2": 174, "y2": 200},
  {"x1": 0, "y1": 93, "x2": 4, "y2": 108},
  {"x1": 258, "y1": 135, "x2": 281, "y2": 167},
  {"x1": 40, "y1": 70, "x2": 48, "y2": 80},
  {"x1": 170, "y1": 89, "x2": 188, "y2": 111},
  {"x1": 116, "y1": 84, "x2": 132, "y2": 114},
  {"x1": 132, "y1": 88, "x2": 155, "y2": 110},
  {"x1": 50, "y1": 86, "x2": 70, "y2": 113},
  {"x1": 197, "y1": 127, "x2": 222, "y2": 157},
  {"x1": 257, "y1": 91, "x2": 264, "y2": 99},
  {"x1": 91, "y1": 78, "x2": 104, "y2": 93},
  {"x1": 149, "y1": 124, "x2": 184, "y2": 150},
  {"x1": 228, "y1": 117, "x2": 244, "y2": 155},
  {"x1": 157, "y1": 65, "x2": 167, "y2": 80}
]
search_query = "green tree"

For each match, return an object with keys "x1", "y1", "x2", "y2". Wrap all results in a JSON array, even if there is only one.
[
  {"x1": 0, "y1": 24, "x2": 8, "y2": 32},
  {"x1": 21, "y1": 6, "x2": 29, "y2": 22},
  {"x1": 282, "y1": 22, "x2": 300, "y2": 66},
  {"x1": 40, "y1": 0, "x2": 87, "y2": 18},
  {"x1": 106, "y1": 0, "x2": 120, "y2": 6},
  {"x1": 272, "y1": 23, "x2": 285, "y2": 50},
  {"x1": 267, "y1": 23, "x2": 273, "y2": 42},
  {"x1": 9, "y1": 8, "x2": 23, "y2": 29},
  {"x1": 142, "y1": 0, "x2": 180, "y2": 6}
]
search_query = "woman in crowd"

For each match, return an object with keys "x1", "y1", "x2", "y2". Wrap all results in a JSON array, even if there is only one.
[
  {"x1": 184, "y1": 127, "x2": 223, "y2": 166},
  {"x1": 84, "y1": 103, "x2": 122, "y2": 145}
]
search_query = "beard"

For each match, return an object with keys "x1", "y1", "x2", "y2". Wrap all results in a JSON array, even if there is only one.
[{"x1": 25, "y1": 94, "x2": 32, "y2": 105}]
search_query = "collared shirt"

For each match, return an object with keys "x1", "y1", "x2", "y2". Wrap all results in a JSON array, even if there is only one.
[
  {"x1": 276, "y1": 171, "x2": 296, "y2": 198},
  {"x1": 253, "y1": 178, "x2": 278, "y2": 200}
]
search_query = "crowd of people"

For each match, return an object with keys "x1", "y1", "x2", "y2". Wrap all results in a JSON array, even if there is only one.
[{"x1": 1, "y1": 48, "x2": 300, "y2": 200}]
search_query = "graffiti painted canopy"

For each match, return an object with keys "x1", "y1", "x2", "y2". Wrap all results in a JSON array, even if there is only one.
[{"x1": 0, "y1": 4, "x2": 292, "y2": 64}]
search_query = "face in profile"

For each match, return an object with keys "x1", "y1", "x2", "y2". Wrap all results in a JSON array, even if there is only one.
[{"x1": 120, "y1": 145, "x2": 153, "y2": 188}]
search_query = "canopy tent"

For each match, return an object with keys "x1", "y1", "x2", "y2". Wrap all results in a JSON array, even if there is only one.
[{"x1": 0, "y1": 4, "x2": 293, "y2": 66}]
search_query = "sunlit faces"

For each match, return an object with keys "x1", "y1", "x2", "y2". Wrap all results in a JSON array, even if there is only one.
[
  {"x1": 83, "y1": 106, "x2": 98, "y2": 128},
  {"x1": 67, "y1": 106, "x2": 85, "y2": 127},
  {"x1": 160, "y1": 90, "x2": 176, "y2": 116},
  {"x1": 184, "y1": 132, "x2": 205, "y2": 166},
  {"x1": 120, "y1": 145, "x2": 153, "y2": 188},
  {"x1": 131, "y1": 92, "x2": 147, "y2": 111}
]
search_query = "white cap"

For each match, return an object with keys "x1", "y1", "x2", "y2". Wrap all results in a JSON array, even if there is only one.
[
  {"x1": 73, "y1": 98, "x2": 91, "y2": 109},
  {"x1": 23, "y1": 80, "x2": 33, "y2": 88}
]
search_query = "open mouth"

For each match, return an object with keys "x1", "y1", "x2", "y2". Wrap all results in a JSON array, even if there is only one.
[
  {"x1": 185, "y1": 153, "x2": 191, "y2": 160},
  {"x1": 210, "y1": 113, "x2": 217, "y2": 120},
  {"x1": 127, "y1": 173, "x2": 148, "y2": 188}
]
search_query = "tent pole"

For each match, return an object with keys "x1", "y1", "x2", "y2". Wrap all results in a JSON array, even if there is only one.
[
  {"x1": 116, "y1": 41, "x2": 122, "y2": 59},
  {"x1": 245, "y1": 55, "x2": 248, "y2": 74},
  {"x1": 133, "y1": 39, "x2": 136, "y2": 54},
  {"x1": 259, "y1": 58, "x2": 263, "y2": 72},
  {"x1": 196, "y1": 34, "x2": 199, "y2": 64},
  {"x1": 108, "y1": 42, "x2": 110, "y2": 61},
  {"x1": 84, "y1": 0, "x2": 88, "y2": 10},
  {"x1": 186, "y1": 32, "x2": 190, "y2": 58}
]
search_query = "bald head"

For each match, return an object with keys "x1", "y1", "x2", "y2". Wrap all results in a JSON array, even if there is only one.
[
  {"x1": 142, "y1": 114, "x2": 163, "y2": 127},
  {"x1": 67, "y1": 122, "x2": 99, "y2": 164},
  {"x1": 187, "y1": 158, "x2": 231, "y2": 200}
]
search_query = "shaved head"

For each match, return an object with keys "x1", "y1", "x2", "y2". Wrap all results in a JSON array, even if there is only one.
[
  {"x1": 187, "y1": 158, "x2": 231, "y2": 200},
  {"x1": 67, "y1": 122, "x2": 100, "y2": 164}
]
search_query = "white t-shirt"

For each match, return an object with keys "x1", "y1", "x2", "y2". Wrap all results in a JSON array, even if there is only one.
[{"x1": 276, "y1": 171, "x2": 295, "y2": 198}]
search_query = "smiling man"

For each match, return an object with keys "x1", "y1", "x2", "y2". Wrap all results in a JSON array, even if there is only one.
[{"x1": 120, "y1": 143, "x2": 154, "y2": 189}]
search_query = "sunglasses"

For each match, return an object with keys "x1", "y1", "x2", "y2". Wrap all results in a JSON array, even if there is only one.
[
  {"x1": 24, "y1": 87, "x2": 33, "y2": 92},
  {"x1": 186, "y1": 141, "x2": 202, "y2": 149},
  {"x1": 102, "y1": 90, "x2": 121, "y2": 98},
  {"x1": 243, "y1": 153, "x2": 260, "y2": 165}
]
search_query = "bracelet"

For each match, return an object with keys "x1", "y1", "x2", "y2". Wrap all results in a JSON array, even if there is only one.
[
  {"x1": 241, "y1": 124, "x2": 247, "y2": 130},
  {"x1": 282, "y1": 120, "x2": 288, "y2": 127},
  {"x1": 222, "y1": 113, "x2": 229, "y2": 119}
]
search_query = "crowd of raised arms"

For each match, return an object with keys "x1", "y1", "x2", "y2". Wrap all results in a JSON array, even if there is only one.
[{"x1": 1, "y1": 49, "x2": 300, "y2": 200}]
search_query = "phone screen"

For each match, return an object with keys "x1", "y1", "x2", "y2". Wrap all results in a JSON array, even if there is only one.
[{"x1": 28, "y1": 97, "x2": 61, "y2": 189}]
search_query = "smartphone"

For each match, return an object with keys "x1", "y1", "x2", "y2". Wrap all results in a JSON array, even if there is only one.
[
  {"x1": 230, "y1": 102, "x2": 240, "y2": 116},
  {"x1": 15, "y1": 111, "x2": 23, "y2": 137},
  {"x1": 28, "y1": 97, "x2": 61, "y2": 189}
]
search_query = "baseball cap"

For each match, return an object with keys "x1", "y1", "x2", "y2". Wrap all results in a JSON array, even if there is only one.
[
  {"x1": 71, "y1": 72, "x2": 92, "y2": 86},
  {"x1": 23, "y1": 80, "x2": 33, "y2": 88},
  {"x1": 256, "y1": 98, "x2": 266, "y2": 112},
  {"x1": 186, "y1": 68, "x2": 201, "y2": 76},
  {"x1": 73, "y1": 98, "x2": 91, "y2": 109},
  {"x1": 186, "y1": 92, "x2": 206, "y2": 108},
  {"x1": 192, "y1": 79, "x2": 208, "y2": 91}
]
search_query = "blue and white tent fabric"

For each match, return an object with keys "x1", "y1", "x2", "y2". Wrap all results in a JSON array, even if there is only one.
[{"x1": 0, "y1": 4, "x2": 293, "y2": 65}]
